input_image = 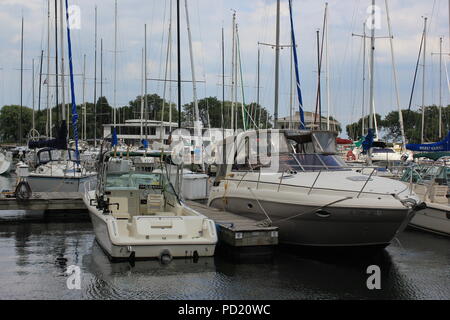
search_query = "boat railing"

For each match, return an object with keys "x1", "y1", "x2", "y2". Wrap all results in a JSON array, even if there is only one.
[{"x1": 227, "y1": 164, "x2": 413, "y2": 197}]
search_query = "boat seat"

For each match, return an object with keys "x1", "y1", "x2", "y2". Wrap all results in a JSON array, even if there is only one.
[{"x1": 429, "y1": 185, "x2": 449, "y2": 204}]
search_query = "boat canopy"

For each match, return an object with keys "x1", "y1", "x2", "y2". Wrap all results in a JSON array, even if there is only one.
[{"x1": 406, "y1": 131, "x2": 450, "y2": 152}]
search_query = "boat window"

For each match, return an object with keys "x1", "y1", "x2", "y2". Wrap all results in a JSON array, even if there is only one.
[
  {"x1": 278, "y1": 154, "x2": 347, "y2": 172},
  {"x1": 38, "y1": 151, "x2": 51, "y2": 164}
]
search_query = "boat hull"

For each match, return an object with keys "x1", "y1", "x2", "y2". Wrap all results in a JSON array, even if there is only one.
[
  {"x1": 89, "y1": 211, "x2": 216, "y2": 260},
  {"x1": 27, "y1": 175, "x2": 96, "y2": 193},
  {"x1": 209, "y1": 196, "x2": 412, "y2": 247},
  {"x1": 409, "y1": 203, "x2": 450, "y2": 236}
]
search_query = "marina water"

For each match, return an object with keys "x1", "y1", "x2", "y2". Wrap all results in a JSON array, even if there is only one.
[{"x1": 0, "y1": 176, "x2": 448, "y2": 300}]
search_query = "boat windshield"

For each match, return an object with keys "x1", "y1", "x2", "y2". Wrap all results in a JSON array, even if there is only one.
[
  {"x1": 106, "y1": 172, "x2": 165, "y2": 191},
  {"x1": 401, "y1": 165, "x2": 450, "y2": 185},
  {"x1": 37, "y1": 149, "x2": 77, "y2": 164},
  {"x1": 279, "y1": 153, "x2": 348, "y2": 172}
]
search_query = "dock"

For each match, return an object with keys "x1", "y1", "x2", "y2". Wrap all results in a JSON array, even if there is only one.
[
  {"x1": 185, "y1": 201, "x2": 279, "y2": 259},
  {"x1": 0, "y1": 192, "x2": 86, "y2": 211}
]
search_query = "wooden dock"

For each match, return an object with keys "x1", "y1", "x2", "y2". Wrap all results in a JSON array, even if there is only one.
[
  {"x1": 0, "y1": 192, "x2": 86, "y2": 211},
  {"x1": 185, "y1": 201, "x2": 278, "y2": 258}
]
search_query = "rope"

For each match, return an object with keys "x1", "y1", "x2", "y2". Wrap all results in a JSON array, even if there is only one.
[
  {"x1": 247, "y1": 187, "x2": 272, "y2": 225},
  {"x1": 271, "y1": 196, "x2": 353, "y2": 225}
]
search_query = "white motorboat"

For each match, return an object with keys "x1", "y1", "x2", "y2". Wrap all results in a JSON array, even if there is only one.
[
  {"x1": 400, "y1": 165, "x2": 450, "y2": 236},
  {"x1": 208, "y1": 130, "x2": 422, "y2": 248},
  {"x1": 84, "y1": 152, "x2": 217, "y2": 261},
  {"x1": 0, "y1": 150, "x2": 12, "y2": 175},
  {"x1": 26, "y1": 148, "x2": 97, "y2": 193}
]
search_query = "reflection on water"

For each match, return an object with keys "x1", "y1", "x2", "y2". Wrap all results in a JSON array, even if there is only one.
[{"x1": 0, "y1": 219, "x2": 448, "y2": 300}]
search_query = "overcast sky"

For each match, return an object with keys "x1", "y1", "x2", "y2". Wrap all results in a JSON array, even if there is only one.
[{"x1": 0, "y1": 0, "x2": 448, "y2": 133}]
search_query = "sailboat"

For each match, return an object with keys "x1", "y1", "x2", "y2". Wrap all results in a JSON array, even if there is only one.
[
  {"x1": 25, "y1": 0, "x2": 96, "y2": 193},
  {"x1": 0, "y1": 150, "x2": 13, "y2": 175}
]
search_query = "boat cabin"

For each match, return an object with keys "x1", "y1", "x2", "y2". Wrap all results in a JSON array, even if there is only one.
[
  {"x1": 215, "y1": 130, "x2": 348, "y2": 179},
  {"x1": 36, "y1": 148, "x2": 78, "y2": 166}
]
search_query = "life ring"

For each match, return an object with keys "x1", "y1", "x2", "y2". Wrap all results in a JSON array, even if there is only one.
[{"x1": 346, "y1": 150, "x2": 356, "y2": 161}]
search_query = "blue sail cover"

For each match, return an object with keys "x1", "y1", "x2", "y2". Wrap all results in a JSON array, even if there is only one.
[
  {"x1": 406, "y1": 131, "x2": 450, "y2": 152},
  {"x1": 288, "y1": 0, "x2": 306, "y2": 130},
  {"x1": 112, "y1": 128, "x2": 118, "y2": 147},
  {"x1": 362, "y1": 129, "x2": 375, "y2": 155},
  {"x1": 65, "y1": 0, "x2": 80, "y2": 163}
]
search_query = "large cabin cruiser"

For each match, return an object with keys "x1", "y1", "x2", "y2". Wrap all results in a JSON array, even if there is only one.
[
  {"x1": 208, "y1": 129, "x2": 422, "y2": 248},
  {"x1": 84, "y1": 151, "x2": 217, "y2": 261},
  {"x1": 26, "y1": 148, "x2": 97, "y2": 193}
]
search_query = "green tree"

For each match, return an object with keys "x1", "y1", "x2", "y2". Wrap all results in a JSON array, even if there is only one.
[
  {"x1": 346, "y1": 114, "x2": 382, "y2": 140},
  {"x1": 0, "y1": 105, "x2": 33, "y2": 143}
]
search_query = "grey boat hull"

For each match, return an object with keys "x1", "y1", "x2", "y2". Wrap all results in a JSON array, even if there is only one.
[{"x1": 210, "y1": 197, "x2": 412, "y2": 247}]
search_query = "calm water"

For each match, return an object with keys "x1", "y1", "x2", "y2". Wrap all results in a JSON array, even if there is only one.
[{"x1": 0, "y1": 175, "x2": 449, "y2": 300}]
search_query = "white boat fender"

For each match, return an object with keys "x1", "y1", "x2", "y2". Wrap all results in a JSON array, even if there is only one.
[{"x1": 159, "y1": 250, "x2": 172, "y2": 264}]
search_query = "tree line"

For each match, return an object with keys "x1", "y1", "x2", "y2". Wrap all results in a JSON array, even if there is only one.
[
  {"x1": 0, "y1": 94, "x2": 272, "y2": 143},
  {"x1": 346, "y1": 105, "x2": 450, "y2": 144}
]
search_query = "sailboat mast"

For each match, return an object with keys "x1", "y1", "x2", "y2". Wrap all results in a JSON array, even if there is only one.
[
  {"x1": 257, "y1": 46, "x2": 261, "y2": 128},
  {"x1": 325, "y1": 3, "x2": 331, "y2": 131},
  {"x1": 144, "y1": 24, "x2": 148, "y2": 141},
  {"x1": 140, "y1": 48, "x2": 144, "y2": 139},
  {"x1": 82, "y1": 54, "x2": 86, "y2": 141},
  {"x1": 94, "y1": 6, "x2": 98, "y2": 147},
  {"x1": 230, "y1": 12, "x2": 236, "y2": 131},
  {"x1": 361, "y1": 23, "x2": 367, "y2": 137},
  {"x1": 161, "y1": 0, "x2": 173, "y2": 142},
  {"x1": 32, "y1": 58, "x2": 35, "y2": 132},
  {"x1": 222, "y1": 26, "x2": 225, "y2": 133},
  {"x1": 100, "y1": 38, "x2": 103, "y2": 134},
  {"x1": 60, "y1": 0, "x2": 66, "y2": 122},
  {"x1": 113, "y1": 0, "x2": 117, "y2": 128},
  {"x1": 38, "y1": 50, "x2": 44, "y2": 115},
  {"x1": 47, "y1": 0, "x2": 51, "y2": 138},
  {"x1": 177, "y1": 0, "x2": 181, "y2": 129},
  {"x1": 19, "y1": 16, "x2": 24, "y2": 144},
  {"x1": 421, "y1": 17, "x2": 427, "y2": 144},
  {"x1": 55, "y1": 0, "x2": 59, "y2": 126},
  {"x1": 368, "y1": 0, "x2": 375, "y2": 133},
  {"x1": 274, "y1": 0, "x2": 280, "y2": 128},
  {"x1": 385, "y1": 0, "x2": 406, "y2": 148},
  {"x1": 439, "y1": 37, "x2": 443, "y2": 139}
]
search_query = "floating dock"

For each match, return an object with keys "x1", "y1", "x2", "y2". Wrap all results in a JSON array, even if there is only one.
[
  {"x1": 185, "y1": 201, "x2": 279, "y2": 259},
  {"x1": 0, "y1": 192, "x2": 86, "y2": 211}
]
